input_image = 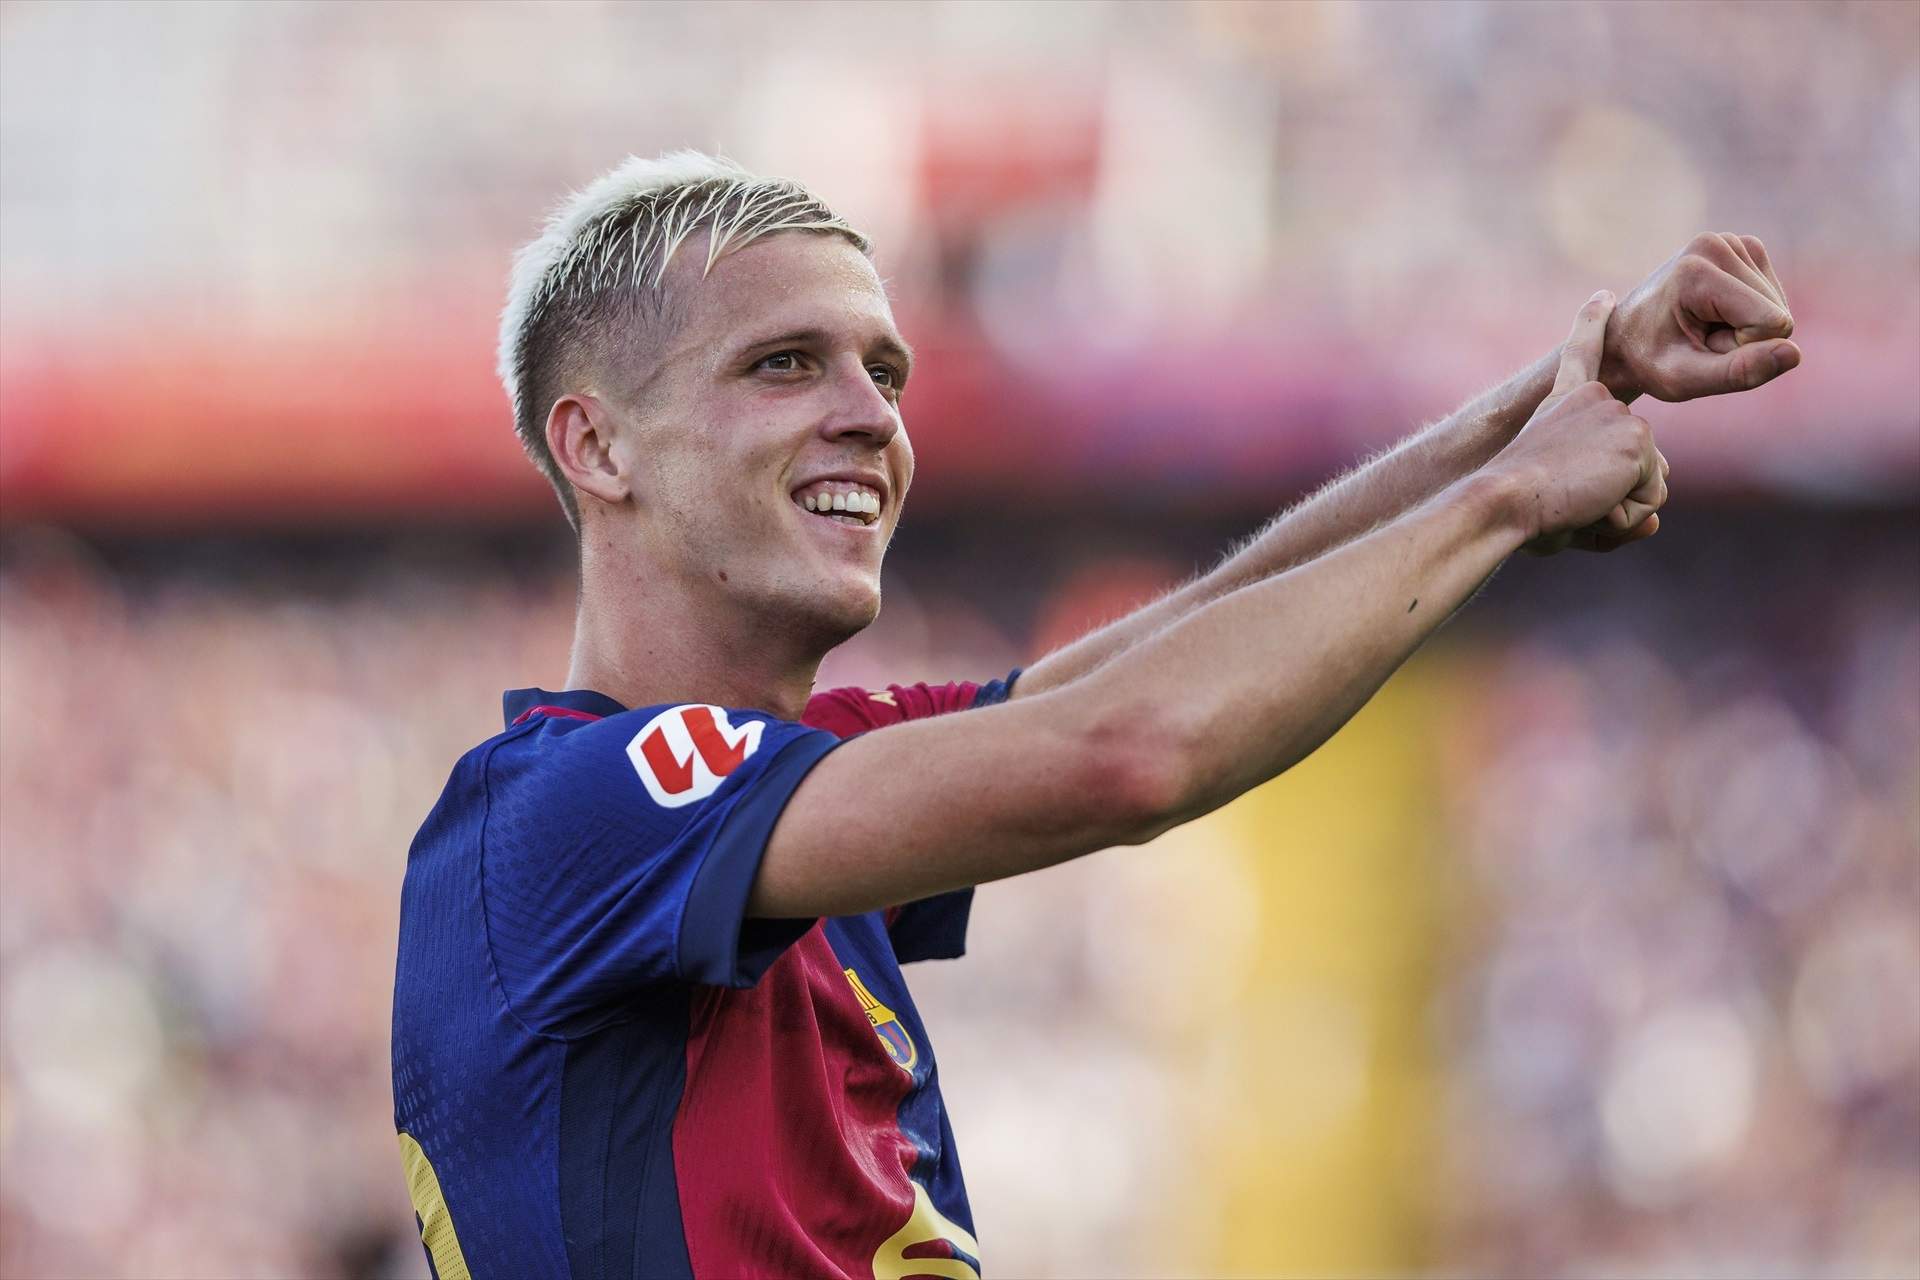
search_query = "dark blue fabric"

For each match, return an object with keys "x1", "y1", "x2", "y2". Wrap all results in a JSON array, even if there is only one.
[
  {"x1": 887, "y1": 891, "x2": 976, "y2": 964},
  {"x1": 393, "y1": 733, "x2": 574, "y2": 1278},
  {"x1": 558, "y1": 1010, "x2": 694, "y2": 1280},
  {"x1": 679, "y1": 732, "x2": 837, "y2": 986},
  {"x1": 505, "y1": 687, "x2": 630, "y2": 723},
  {"x1": 393, "y1": 694, "x2": 840, "y2": 1277},
  {"x1": 480, "y1": 704, "x2": 839, "y2": 1036},
  {"x1": 394, "y1": 678, "x2": 1015, "y2": 1277},
  {"x1": 972, "y1": 670, "x2": 1019, "y2": 707}
]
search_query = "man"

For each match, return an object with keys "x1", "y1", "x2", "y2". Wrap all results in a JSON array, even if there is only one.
[{"x1": 392, "y1": 151, "x2": 1797, "y2": 1279}]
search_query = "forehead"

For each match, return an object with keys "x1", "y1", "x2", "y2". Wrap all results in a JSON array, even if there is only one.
[{"x1": 663, "y1": 231, "x2": 899, "y2": 356}]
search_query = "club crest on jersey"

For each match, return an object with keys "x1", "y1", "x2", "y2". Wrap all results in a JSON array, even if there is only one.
[
  {"x1": 625, "y1": 705, "x2": 764, "y2": 809},
  {"x1": 843, "y1": 967, "x2": 917, "y2": 1075}
]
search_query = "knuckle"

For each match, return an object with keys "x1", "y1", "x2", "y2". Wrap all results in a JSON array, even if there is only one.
[{"x1": 1675, "y1": 253, "x2": 1713, "y2": 284}]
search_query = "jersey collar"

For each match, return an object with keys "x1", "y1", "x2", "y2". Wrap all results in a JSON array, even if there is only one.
[{"x1": 503, "y1": 687, "x2": 630, "y2": 729}]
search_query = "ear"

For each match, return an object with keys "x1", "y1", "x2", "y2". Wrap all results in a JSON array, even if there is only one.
[{"x1": 545, "y1": 393, "x2": 630, "y2": 508}]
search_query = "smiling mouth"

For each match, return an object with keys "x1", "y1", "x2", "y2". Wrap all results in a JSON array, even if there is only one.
[{"x1": 792, "y1": 480, "x2": 883, "y2": 528}]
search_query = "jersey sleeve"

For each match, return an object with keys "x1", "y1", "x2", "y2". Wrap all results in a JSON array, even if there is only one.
[
  {"x1": 479, "y1": 704, "x2": 839, "y2": 1036},
  {"x1": 802, "y1": 670, "x2": 1020, "y2": 963}
]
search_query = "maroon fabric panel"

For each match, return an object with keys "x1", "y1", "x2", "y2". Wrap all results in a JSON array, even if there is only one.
[{"x1": 670, "y1": 924, "x2": 918, "y2": 1277}]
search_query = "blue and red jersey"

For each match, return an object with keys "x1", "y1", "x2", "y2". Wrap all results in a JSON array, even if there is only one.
[{"x1": 391, "y1": 673, "x2": 1014, "y2": 1279}]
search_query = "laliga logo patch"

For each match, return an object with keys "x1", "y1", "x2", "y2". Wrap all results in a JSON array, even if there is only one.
[
  {"x1": 843, "y1": 967, "x2": 918, "y2": 1075},
  {"x1": 626, "y1": 705, "x2": 764, "y2": 808}
]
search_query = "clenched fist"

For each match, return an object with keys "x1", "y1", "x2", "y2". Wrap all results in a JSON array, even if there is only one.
[
  {"x1": 1499, "y1": 291, "x2": 1670, "y2": 555},
  {"x1": 1599, "y1": 232, "x2": 1801, "y2": 402}
]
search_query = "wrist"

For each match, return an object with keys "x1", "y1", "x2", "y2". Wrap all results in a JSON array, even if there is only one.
[
  {"x1": 1454, "y1": 466, "x2": 1536, "y2": 552},
  {"x1": 1599, "y1": 313, "x2": 1644, "y2": 405}
]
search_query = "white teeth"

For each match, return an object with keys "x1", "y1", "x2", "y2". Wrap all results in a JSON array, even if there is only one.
[{"x1": 796, "y1": 485, "x2": 882, "y2": 521}]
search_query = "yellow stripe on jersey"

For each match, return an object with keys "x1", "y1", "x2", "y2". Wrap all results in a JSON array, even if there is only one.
[
  {"x1": 873, "y1": 1180, "x2": 981, "y2": 1280},
  {"x1": 399, "y1": 1131, "x2": 471, "y2": 1280}
]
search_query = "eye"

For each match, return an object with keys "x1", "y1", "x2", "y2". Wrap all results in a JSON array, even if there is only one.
[
  {"x1": 756, "y1": 351, "x2": 803, "y2": 374},
  {"x1": 868, "y1": 363, "x2": 901, "y2": 392}
]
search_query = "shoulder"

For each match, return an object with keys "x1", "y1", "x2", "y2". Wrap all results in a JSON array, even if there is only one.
[
  {"x1": 473, "y1": 702, "x2": 843, "y2": 1012},
  {"x1": 487, "y1": 702, "x2": 831, "y2": 824}
]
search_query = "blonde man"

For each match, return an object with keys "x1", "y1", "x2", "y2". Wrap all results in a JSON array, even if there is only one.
[{"x1": 393, "y1": 152, "x2": 1796, "y2": 1278}]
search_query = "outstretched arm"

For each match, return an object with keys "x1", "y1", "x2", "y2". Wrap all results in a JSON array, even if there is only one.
[
  {"x1": 1013, "y1": 232, "x2": 1798, "y2": 700},
  {"x1": 754, "y1": 295, "x2": 1668, "y2": 918},
  {"x1": 1015, "y1": 346, "x2": 1568, "y2": 699}
]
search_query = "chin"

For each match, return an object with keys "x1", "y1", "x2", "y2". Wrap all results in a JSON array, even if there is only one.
[
  {"x1": 824, "y1": 580, "x2": 882, "y2": 639},
  {"x1": 766, "y1": 573, "x2": 880, "y2": 652},
  {"x1": 821, "y1": 572, "x2": 883, "y2": 639}
]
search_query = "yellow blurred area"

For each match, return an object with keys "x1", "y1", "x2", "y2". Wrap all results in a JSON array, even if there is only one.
[{"x1": 1177, "y1": 667, "x2": 1447, "y2": 1276}]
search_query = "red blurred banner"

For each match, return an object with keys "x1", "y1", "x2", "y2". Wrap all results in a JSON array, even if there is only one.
[{"x1": 2, "y1": 283, "x2": 1913, "y2": 529}]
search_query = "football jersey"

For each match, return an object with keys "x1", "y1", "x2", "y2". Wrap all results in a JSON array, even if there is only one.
[{"x1": 391, "y1": 673, "x2": 1015, "y2": 1279}]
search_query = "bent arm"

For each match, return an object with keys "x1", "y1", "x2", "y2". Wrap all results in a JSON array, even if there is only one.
[
  {"x1": 750, "y1": 469, "x2": 1528, "y2": 919},
  {"x1": 1013, "y1": 347, "x2": 1563, "y2": 699}
]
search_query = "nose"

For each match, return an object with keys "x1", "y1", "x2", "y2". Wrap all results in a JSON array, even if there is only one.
[{"x1": 818, "y1": 358, "x2": 900, "y2": 450}]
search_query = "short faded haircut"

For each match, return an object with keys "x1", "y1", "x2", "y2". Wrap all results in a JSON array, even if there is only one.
[{"x1": 497, "y1": 151, "x2": 871, "y2": 530}]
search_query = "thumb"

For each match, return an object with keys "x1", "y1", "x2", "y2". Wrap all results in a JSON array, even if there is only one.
[
  {"x1": 1697, "y1": 337, "x2": 1797, "y2": 393},
  {"x1": 1551, "y1": 290, "x2": 1615, "y2": 395},
  {"x1": 1667, "y1": 337, "x2": 1802, "y2": 394}
]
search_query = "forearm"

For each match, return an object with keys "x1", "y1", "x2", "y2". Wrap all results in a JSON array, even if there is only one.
[
  {"x1": 1204, "y1": 346, "x2": 1559, "y2": 587},
  {"x1": 761, "y1": 286, "x2": 1688, "y2": 918},
  {"x1": 1072, "y1": 467, "x2": 1527, "y2": 828},
  {"x1": 1018, "y1": 347, "x2": 1561, "y2": 698},
  {"x1": 757, "y1": 467, "x2": 1529, "y2": 918}
]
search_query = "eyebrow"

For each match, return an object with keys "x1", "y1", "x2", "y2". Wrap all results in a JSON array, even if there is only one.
[{"x1": 741, "y1": 327, "x2": 915, "y2": 378}]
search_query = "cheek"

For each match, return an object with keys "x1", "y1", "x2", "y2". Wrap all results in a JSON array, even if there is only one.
[{"x1": 892, "y1": 429, "x2": 915, "y2": 493}]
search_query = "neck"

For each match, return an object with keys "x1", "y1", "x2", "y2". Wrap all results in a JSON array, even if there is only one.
[{"x1": 564, "y1": 537, "x2": 824, "y2": 723}]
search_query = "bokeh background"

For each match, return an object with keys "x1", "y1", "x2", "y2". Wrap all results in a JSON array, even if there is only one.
[{"x1": 2, "y1": 1, "x2": 1917, "y2": 1276}]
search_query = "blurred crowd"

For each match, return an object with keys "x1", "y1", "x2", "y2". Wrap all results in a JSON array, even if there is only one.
[
  {"x1": 9, "y1": 1, "x2": 1915, "y2": 321},
  {"x1": 0, "y1": 506, "x2": 1914, "y2": 1278},
  {"x1": 3, "y1": 0, "x2": 1915, "y2": 523},
  {"x1": 2, "y1": 0, "x2": 1916, "y2": 1276},
  {"x1": 1432, "y1": 522, "x2": 1920, "y2": 1278}
]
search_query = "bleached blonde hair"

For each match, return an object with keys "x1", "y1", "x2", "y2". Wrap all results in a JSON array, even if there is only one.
[{"x1": 497, "y1": 151, "x2": 870, "y2": 530}]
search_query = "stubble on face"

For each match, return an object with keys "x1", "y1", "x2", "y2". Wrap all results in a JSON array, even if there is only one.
[{"x1": 594, "y1": 231, "x2": 914, "y2": 655}]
